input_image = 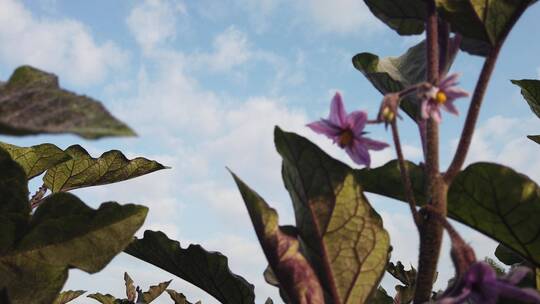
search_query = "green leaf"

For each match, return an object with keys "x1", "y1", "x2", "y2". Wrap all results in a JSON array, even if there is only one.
[
  {"x1": 0, "y1": 147, "x2": 30, "y2": 254},
  {"x1": 511, "y1": 79, "x2": 540, "y2": 119},
  {"x1": 87, "y1": 293, "x2": 117, "y2": 304},
  {"x1": 351, "y1": 38, "x2": 463, "y2": 121},
  {"x1": 0, "y1": 193, "x2": 147, "y2": 304},
  {"x1": 275, "y1": 127, "x2": 391, "y2": 304},
  {"x1": 125, "y1": 230, "x2": 255, "y2": 304},
  {"x1": 358, "y1": 160, "x2": 540, "y2": 269},
  {"x1": 52, "y1": 290, "x2": 86, "y2": 304},
  {"x1": 369, "y1": 287, "x2": 394, "y2": 304},
  {"x1": 264, "y1": 298, "x2": 274, "y2": 304},
  {"x1": 0, "y1": 142, "x2": 70, "y2": 179},
  {"x1": 142, "y1": 280, "x2": 171, "y2": 303},
  {"x1": 124, "y1": 272, "x2": 136, "y2": 302},
  {"x1": 527, "y1": 135, "x2": 540, "y2": 145},
  {"x1": 231, "y1": 172, "x2": 324, "y2": 304},
  {"x1": 356, "y1": 160, "x2": 427, "y2": 204},
  {"x1": 449, "y1": 163, "x2": 540, "y2": 268},
  {"x1": 0, "y1": 66, "x2": 135, "y2": 139},
  {"x1": 43, "y1": 145, "x2": 167, "y2": 192},
  {"x1": 364, "y1": 0, "x2": 426, "y2": 35},
  {"x1": 352, "y1": 41, "x2": 426, "y2": 120},
  {"x1": 495, "y1": 244, "x2": 525, "y2": 266},
  {"x1": 436, "y1": 0, "x2": 535, "y2": 48}
]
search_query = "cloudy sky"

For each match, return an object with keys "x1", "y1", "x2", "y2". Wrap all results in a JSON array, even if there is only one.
[{"x1": 1, "y1": 0, "x2": 540, "y2": 303}]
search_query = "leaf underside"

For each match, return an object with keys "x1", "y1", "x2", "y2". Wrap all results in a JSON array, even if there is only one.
[{"x1": 0, "y1": 65, "x2": 135, "y2": 139}]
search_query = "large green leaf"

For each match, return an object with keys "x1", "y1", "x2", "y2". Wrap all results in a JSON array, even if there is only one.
[
  {"x1": 231, "y1": 173, "x2": 324, "y2": 303},
  {"x1": 0, "y1": 192, "x2": 148, "y2": 304},
  {"x1": 511, "y1": 79, "x2": 540, "y2": 118},
  {"x1": 0, "y1": 142, "x2": 70, "y2": 179},
  {"x1": 364, "y1": 0, "x2": 426, "y2": 35},
  {"x1": 43, "y1": 145, "x2": 166, "y2": 192},
  {"x1": 436, "y1": 0, "x2": 535, "y2": 48},
  {"x1": 358, "y1": 160, "x2": 540, "y2": 268},
  {"x1": 52, "y1": 290, "x2": 86, "y2": 304},
  {"x1": 275, "y1": 127, "x2": 391, "y2": 304},
  {"x1": 0, "y1": 66, "x2": 135, "y2": 139},
  {"x1": 125, "y1": 230, "x2": 255, "y2": 304},
  {"x1": 449, "y1": 163, "x2": 540, "y2": 267}
]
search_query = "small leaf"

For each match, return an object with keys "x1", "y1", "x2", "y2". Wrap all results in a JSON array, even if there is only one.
[
  {"x1": 387, "y1": 262, "x2": 416, "y2": 287},
  {"x1": 125, "y1": 230, "x2": 255, "y2": 304},
  {"x1": 52, "y1": 290, "x2": 86, "y2": 304},
  {"x1": 264, "y1": 298, "x2": 274, "y2": 304},
  {"x1": 166, "y1": 290, "x2": 195, "y2": 304},
  {"x1": 43, "y1": 145, "x2": 167, "y2": 192},
  {"x1": 142, "y1": 280, "x2": 171, "y2": 303},
  {"x1": 0, "y1": 142, "x2": 70, "y2": 179},
  {"x1": 87, "y1": 293, "x2": 117, "y2": 304},
  {"x1": 364, "y1": 0, "x2": 426, "y2": 35},
  {"x1": 124, "y1": 272, "x2": 136, "y2": 302},
  {"x1": 436, "y1": 0, "x2": 535, "y2": 49},
  {"x1": 0, "y1": 193, "x2": 147, "y2": 304},
  {"x1": 0, "y1": 65, "x2": 135, "y2": 139},
  {"x1": 527, "y1": 135, "x2": 540, "y2": 145},
  {"x1": 511, "y1": 79, "x2": 540, "y2": 119},
  {"x1": 232, "y1": 172, "x2": 324, "y2": 304},
  {"x1": 275, "y1": 127, "x2": 391, "y2": 304}
]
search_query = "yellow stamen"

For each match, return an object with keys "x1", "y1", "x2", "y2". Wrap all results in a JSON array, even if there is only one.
[
  {"x1": 435, "y1": 90, "x2": 447, "y2": 104},
  {"x1": 338, "y1": 130, "x2": 353, "y2": 147},
  {"x1": 382, "y1": 106, "x2": 395, "y2": 122}
]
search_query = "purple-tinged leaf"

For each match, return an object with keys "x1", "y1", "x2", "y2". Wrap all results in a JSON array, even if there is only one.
[{"x1": 231, "y1": 172, "x2": 325, "y2": 304}]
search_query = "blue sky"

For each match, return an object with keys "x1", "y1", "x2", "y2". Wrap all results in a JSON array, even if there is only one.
[{"x1": 2, "y1": 0, "x2": 540, "y2": 303}]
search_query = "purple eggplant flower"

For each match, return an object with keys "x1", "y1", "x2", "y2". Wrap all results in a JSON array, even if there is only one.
[
  {"x1": 307, "y1": 92, "x2": 388, "y2": 167},
  {"x1": 438, "y1": 261, "x2": 540, "y2": 304},
  {"x1": 421, "y1": 73, "x2": 469, "y2": 123}
]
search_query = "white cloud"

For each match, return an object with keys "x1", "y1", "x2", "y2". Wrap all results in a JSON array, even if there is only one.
[
  {"x1": 191, "y1": 26, "x2": 252, "y2": 73},
  {"x1": 299, "y1": 0, "x2": 381, "y2": 34},
  {"x1": 450, "y1": 115, "x2": 540, "y2": 181},
  {"x1": 126, "y1": 0, "x2": 187, "y2": 52},
  {"x1": 0, "y1": 0, "x2": 127, "y2": 86}
]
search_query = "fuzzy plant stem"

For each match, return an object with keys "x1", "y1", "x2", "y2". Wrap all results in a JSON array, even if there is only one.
[
  {"x1": 414, "y1": 1, "x2": 447, "y2": 302},
  {"x1": 390, "y1": 120, "x2": 421, "y2": 227}
]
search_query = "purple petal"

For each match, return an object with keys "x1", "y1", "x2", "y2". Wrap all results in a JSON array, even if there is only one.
[
  {"x1": 346, "y1": 111, "x2": 367, "y2": 136},
  {"x1": 421, "y1": 100, "x2": 430, "y2": 120},
  {"x1": 361, "y1": 137, "x2": 389, "y2": 151},
  {"x1": 346, "y1": 142, "x2": 370, "y2": 167},
  {"x1": 307, "y1": 119, "x2": 342, "y2": 136},
  {"x1": 431, "y1": 108, "x2": 442, "y2": 124},
  {"x1": 438, "y1": 287, "x2": 473, "y2": 304},
  {"x1": 445, "y1": 87, "x2": 469, "y2": 100},
  {"x1": 442, "y1": 101, "x2": 459, "y2": 115},
  {"x1": 494, "y1": 282, "x2": 540, "y2": 303},
  {"x1": 440, "y1": 73, "x2": 460, "y2": 89},
  {"x1": 329, "y1": 92, "x2": 347, "y2": 127}
]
